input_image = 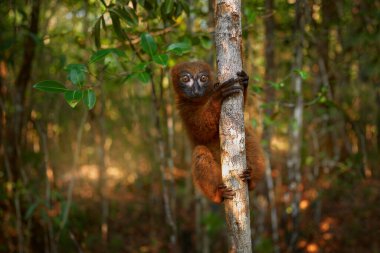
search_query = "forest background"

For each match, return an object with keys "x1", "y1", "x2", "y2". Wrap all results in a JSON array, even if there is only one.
[{"x1": 1, "y1": 0, "x2": 379, "y2": 252}]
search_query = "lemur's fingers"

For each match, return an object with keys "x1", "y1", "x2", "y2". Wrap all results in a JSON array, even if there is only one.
[
  {"x1": 239, "y1": 168, "x2": 252, "y2": 182},
  {"x1": 218, "y1": 183, "x2": 236, "y2": 200},
  {"x1": 237, "y1": 70, "x2": 249, "y2": 88}
]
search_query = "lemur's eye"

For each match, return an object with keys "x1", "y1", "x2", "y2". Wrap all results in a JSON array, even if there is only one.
[
  {"x1": 180, "y1": 75, "x2": 190, "y2": 83},
  {"x1": 200, "y1": 75, "x2": 208, "y2": 82}
]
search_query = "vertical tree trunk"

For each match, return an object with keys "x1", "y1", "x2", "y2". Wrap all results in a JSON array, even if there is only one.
[
  {"x1": 59, "y1": 109, "x2": 88, "y2": 236},
  {"x1": 377, "y1": 91, "x2": 380, "y2": 156},
  {"x1": 287, "y1": 0, "x2": 305, "y2": 250},
  {"x1": 150, "y1": 73, "x2": 178, "y2": 250},
  {"x1": 263, "y1": 0, "x2": 280, "y2": 252},
  {"x1": 3, "y1": 1, "x2": 41, "y2": 252},
  {"x1": 90, "y1": 88, "x2": 109, "y2": 250},
  {"x1": 215, "y1": 0, "x2": 252, "y2": 252},
  {"x1": 34, "y1": 121, "x2": 57, "y2": 253}
]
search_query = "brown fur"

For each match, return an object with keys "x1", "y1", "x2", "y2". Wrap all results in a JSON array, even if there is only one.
[{"x1": 171, "y1": 61, "x2": 265, "y2": 203}]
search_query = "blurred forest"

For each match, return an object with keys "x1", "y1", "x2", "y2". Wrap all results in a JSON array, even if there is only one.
[{"x1": 1, "y1": 0, "x2": 379, "y2": 252}]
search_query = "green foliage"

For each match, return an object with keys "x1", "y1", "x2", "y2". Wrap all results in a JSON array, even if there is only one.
[
  {"x1": 200, "y1": 36, "x2": 212, "y2": 49},
  {"x1": 166, "y1": 42, "x2": 191, "y2": 55},
  {"x1": 110, "y1": 5, "x2": 138, "y2": 27},
  {"x1": 33, "y1": 59, "x2": 101, "y2": 109},
  {"x1": 270, "y1": 81, "x2": 285, "y2": 90},
  {"x1": 64, "y1": 90, "x2": 83, "y2": 108},
  {"x1": 33, "y1": 80, "x2": 68, "y2": 93},
  {"x1": 88, "y1": 48, "x2": 125, "y2": 64},
  {"x1": 163, "y1": 0, "x2": 174, "y2": 15},
  {"x1": 84, "y1": 89, "x2": 96, "y2": 109},
  {"x1": 93, "y1": 17, "x2": 101, "y2": 48},
  {"x1": 109, "y1": 10, "x2": 125, "y2": 39},
  {"x1": 294, "y1": 69, "x2": 308, "y2": 80},
  {"x1": 251, "y1": 85, "x2": 263, "y2": 94},
  {"x1": 152, "y1": 54, "x2": 169, "y2": 66},
  {"x1": 65, "y1": 64, "x2": 87, "y2": 86},
  {"x1": 131, "y1": 71, "x2": 150, "y2": 83},
  {"x1": 140, "y1": 33, "x2": 158, "y2": 57}
]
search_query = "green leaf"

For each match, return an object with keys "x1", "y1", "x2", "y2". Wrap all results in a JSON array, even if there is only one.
[
  {"x1": 174, "y1": 2, "x2": 183, "y2": 17},
  {"x1": 109, "y1": 10, "x2": 125, "y2": 39},
  {"x1": 64, "y1": 90, "x2": 83, "y2": 108},
  {"x1": 33, "y1": 80, "x2": 68, "y2": 93},
  {"x1": 89, "y1": 49, "x2": 113, "y2": 64},
  {"x1": 101, "y1": 15, "x2": 107, "y2": 31},
  {"x1": 89, "y1": 48, "x2": 125, "y2": 64},
  {"x1": 294, "y1": 69, "x2": 308, "y2": 80},
  {"x1": 132, "y1": 62, "x2": 149, "y2": 72},
  {"x1": 166, "y1": 42, "x2": 191, "y2": 55},
  {"x1": 152, "y1": 54, "x2": 169, "y2": 66},
  {"x1": 200, "y1": 36, "x2": 212, "y2": 49},
  {"x1": 111, "y1": 48, "x2": 126, "y2": 57},
  {"x1": 124, "y1": 6, "x2": 139, "y2": 26},
  {"x1": 84, "y1": 89, "x2": 96, "y2": 110},
  {"x1": 111, "y1": 6, "x2": 138, "y2": 27},
  {"x1": 164, "y1": 0, "x2": 174, "y2": 14},
  {"x1": 140, "y1": 33, "x2": 157, "y2": 57},
  {"x1": 179, "y1": 0, "x2": 190, "y2": 14},
  {"x1": 65, "y1": 64, "x2": 87, "y2": 86},
  {"x1": 132, "y1": 71, "x2": 150, "y2": 83},
  {"x1": 93, "y1": 17, "x2": 101, "y2": 49}
]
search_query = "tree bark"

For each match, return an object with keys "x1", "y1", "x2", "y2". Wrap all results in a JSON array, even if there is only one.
[{"x1": 215, "y1": 1, "x2": 252, "y2": 252}]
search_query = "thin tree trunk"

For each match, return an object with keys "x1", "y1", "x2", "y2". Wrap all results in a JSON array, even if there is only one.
[
  {"x1": 34, "y1": 121, "x2": 57, "y2": 253},
  {"x1": 59, "y1": 109, "x2": 88, "y2": 237},
  {"x1": 150, "y1": 72, "x2": 178, "y2": 250},
  {"x1": 287, "y1": 0, "x2": 305, "y2": 250},
  {"x1": 263, "y1": 0, "x2": 280, "y2": 252},
  {"x1": 90, "y1": 86, "x2": 109, "y2": 249},
  {"x1": 215, "y1": 0, "x2": 252, "y2": 252},
  {"x1": 162, "y1": 68, "x2": 177, "y2": 237},
  {"x1": 377, "y1": 91, "x2": 380, "y2": 157},
  {"x1": 4, "y1": 1, "x2": 41, "y2": 252}
]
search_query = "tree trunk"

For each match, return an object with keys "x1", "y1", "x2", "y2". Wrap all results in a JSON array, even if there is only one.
[
  {"x1": 215, "y1": 0, "x2": 252, "y2": 252},
  {"x1": 287, "y1": 0, "x2": 306, "y2": 250},
  {"x1": 150, "y1": 72, "x2": 178, "y2": 250},
  {"x1": 263, "y1": 0, "x2": 280, "y2": 252},
  {"x1": 3, "y1": 1, "x2": 41, "y2": 252}
]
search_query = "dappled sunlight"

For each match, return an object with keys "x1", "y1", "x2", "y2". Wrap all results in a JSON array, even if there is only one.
[
  {"x1": 271, "y1": 136, "x2": 289, "y2": 152},
  {"x1": 299, "y1": 199, "x2": 309, "y2": 210},
  {"x1": 306, "y1": 243, "x2": 319, "y2": 253},
  {"x1": 78, "y1": 164, "x2": 99, "y2": 181},
  {"x1": 319, "y1": 217, "x2": 336, "y2": 233},
  {"x1": 57, "y1": 163, "x2": 148, "y2": 204},
  {"x1": 62, "y1": 164, "x2": 137, "y2": 183}
]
